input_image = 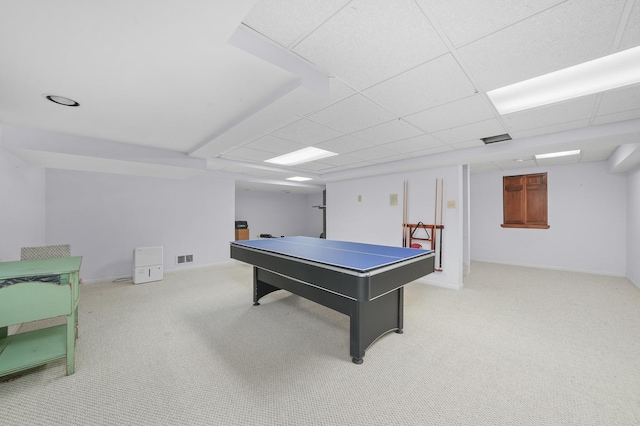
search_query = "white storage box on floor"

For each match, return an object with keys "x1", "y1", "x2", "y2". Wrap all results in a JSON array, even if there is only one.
[{"x1": 133, "y1": 246, "x2": 163, "y2": 284}]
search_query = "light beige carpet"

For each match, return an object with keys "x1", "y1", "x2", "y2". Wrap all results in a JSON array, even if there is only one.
[{"x1": 1, "y1": 261, "x2": 639, "y2": 425}]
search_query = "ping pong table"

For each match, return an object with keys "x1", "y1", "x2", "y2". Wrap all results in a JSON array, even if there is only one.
[{"x1": 230, "y1": 236, "x2": 435, "y2": 364}]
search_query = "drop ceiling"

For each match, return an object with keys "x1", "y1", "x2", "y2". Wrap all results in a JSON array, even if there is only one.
[{"x1": 1, "y1": 0, "x2": 639, "y2": 194}]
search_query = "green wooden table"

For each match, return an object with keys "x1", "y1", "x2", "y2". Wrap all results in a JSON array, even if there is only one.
[{"x1": 0, "y1": 256, "x2": 82, "y2": 376}]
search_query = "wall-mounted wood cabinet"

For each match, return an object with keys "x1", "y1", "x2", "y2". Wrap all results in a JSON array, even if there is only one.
[{"x1": 502, "y1": 172, "x2": 549, "y2": 229}]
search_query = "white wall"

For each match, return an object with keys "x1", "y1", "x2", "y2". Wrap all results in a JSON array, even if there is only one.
[
  {"x1": 235, "y1": 190, "x2": 324, "y2": 238},
  {"x1": 462, "y1": 165, "x2": 471, "y2": 274},
  {"x1": 46, "y1": 169, "x2": 235, "y2": 281},
  {"x1": 0, "y1": 145, "x2": 46, "y2": 261},
  {"x1": 327, "y1": 165, "x2": 463, "y2": 289},
  {"x1": 305, "y1": 191, "x2": 324, "y2": 238},
  {"x1": 627, "y1": 165, "x2": 640, "y2": 288},
  {"x1": 471, "y1": 161, "x2": 627, "y2": 276}
]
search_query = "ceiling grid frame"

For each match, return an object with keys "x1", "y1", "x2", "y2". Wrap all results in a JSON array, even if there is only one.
[{"x1": 0, "y1": 0, "x2": 638, "y2": 192}]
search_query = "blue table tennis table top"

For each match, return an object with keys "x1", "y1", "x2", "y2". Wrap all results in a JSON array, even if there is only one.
[{"x1": 231, "y1": 236, "x2": 433, "y2": 273}]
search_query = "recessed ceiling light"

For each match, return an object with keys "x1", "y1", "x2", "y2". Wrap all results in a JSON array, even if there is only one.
[
  {"x1": 534, "y1": 150, "x2": 581, "y2": 160},
  {"x1": 265, "y1": 147, "x2": 337, "y2": 166},
  {"x1": 44, "y1": 94, "x2": 80, "y2": 107},
  {"x1": 487, "y1": 45, "x2": 640, "y2": 115},
  {"x1": 286, "y1": 176, "x2": 313, "y2": 181}
]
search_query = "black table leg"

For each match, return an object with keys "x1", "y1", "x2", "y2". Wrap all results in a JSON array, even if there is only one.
[
  {"x1": 253, "y1": 267, "x2": 281, "y2": 305},
  {"x1": 350, "y1": 287, "x2": 404, "y2": 364}
]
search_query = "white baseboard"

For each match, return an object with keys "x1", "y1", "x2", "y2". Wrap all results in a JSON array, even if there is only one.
[
  {"x1": 629, "y1": 275, "x2": 640, "y2": 291},
  {"x1": 470, "y1": 258, "x2": 627, "y2": 278},
  {"x1": 414, "y1": 277, "x2": 463, "y2": 290},
  {"x1": 164, "y1": 259, "x2": 237, "y2": 275},
  {"x1": 82, "y1": 259, "x2": 238, "y2": 284}
]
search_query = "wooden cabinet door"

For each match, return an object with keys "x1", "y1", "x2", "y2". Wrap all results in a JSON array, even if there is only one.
[
  {"x1": 503, "y1": 175, "x2": 525, "y2": 225},
  {"x1": 525, "y1": 174, "x2": 547, "y2": 225}
]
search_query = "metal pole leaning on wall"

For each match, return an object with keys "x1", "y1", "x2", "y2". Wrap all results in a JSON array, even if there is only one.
[
  {"x1": 402, "y1": 180, "x2": 408, "y2": 247},
  {"x1": 438, "y1": 178, "x2": 444, "y2": 271},
  {"x1": 433, "y1": 179, "x2": 438, "y2": 256},
  {"x1": 433, "y1": 178, "x2": 444, "y2": 272}
]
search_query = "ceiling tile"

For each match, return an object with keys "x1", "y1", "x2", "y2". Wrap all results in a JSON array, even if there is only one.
[
  {"x1": 363, "y1": 54, "x2": 477, "y2": 115},
  {"x1": 313, "y1": 135, "x2": 376, "y2": 154},
  {"x1": 593, "y1": 109, "x2": 640, "y2": 126},
  {"x1": 597, "y1": 85, "x2": 640, "y2": 116},
  {"x1": 235, "y1": 131, "x2": 266, "y2": 147},
  {"x1": 417, "y1": 0, "x2": 566, "y2": 47},
  {"x1": 458, "y1": 0, "x2": 627, "y2": 90},
  {"x1": 218, "y1": 144, "x2": 242, "y2": 156},
  {"x1": 388, "y1": 145, "x2": 454, "y2": 162},
  {"x1": 252, "y1": 114, "x2": 302, "y2": 136},
  {"x1": 307, "y1": 94, "x2": 396, "y2": 133},
  {"x1": 304, "y1": 77, "x2": 357, "y2": 114},
  {"x1": 323, "y1": 161, "x2": 376, "y2": 172},
  {"x1": 509, "y1": 119, "x2": 591, "y2": 139},
  {"x1": 290, "y1": 161, "x2": 335, "y2": 171},
  {"x1": 221, "y1": 146, "x2": 275, "y2": 162},
  {"x1": 245, "y1": 134, "x2": 306, "y2": 154},
  {"x1": 348, "y1": 146, "x2": 399, "y2": 161},
  {"x1": 315, "y1": 154, "x2": 363, "y2": 167},
  {"x1": 432, "y1": 118, "x2": 506, "y2": 144},
  {"x1": 404, "y1": 94, "x2": 496, "y2": 133},
  {"x1": 242, "y1": 1, "x2": 350, "y2": 47},
  {"x1": 502, "y1": 96, "x2": 597, "y2": 132},
  {"x1": 293, "y1": 0, "x2": 448, "y2": 90},
  {"x1": 452, "y1": 140, "x2": 485, "y2": 150},
  {"x1": 350, "y1": 119, "x2": 424, "y2": 145},
  {"x1": 373, "y1": 152, "x2": 417, "y2": 163},
  {"x1": 410, "y1": 145, "x2": 454, "y2": 157},
  {"x1": 619, "y1": 0, "x2": 640, "y2": 50},
  {"x1": 270, "y1": 118, "x2": 344, "y2": 144},
  {"x1": 383, "y1": 134, "x2": 445, "y2": 153}
]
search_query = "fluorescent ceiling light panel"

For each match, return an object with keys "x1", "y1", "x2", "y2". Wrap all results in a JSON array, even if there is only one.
[
  {"x1": 286, "y1": 176, "x2": 312, "y2": 181},
  {"x1": 265, "y1": 147, "x2": 337, "y2": 166},
  {"x1": 534, "y1": 150, "x2": 581, "y2": 160},
  {"x1": 487, "y1": 45, "x2": 640, "y2": 115}
]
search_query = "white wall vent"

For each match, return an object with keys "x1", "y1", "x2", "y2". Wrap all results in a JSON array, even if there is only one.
[{"x1": 133, "y1": 246, "x2": 163, "y2": 284}]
